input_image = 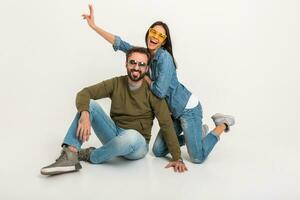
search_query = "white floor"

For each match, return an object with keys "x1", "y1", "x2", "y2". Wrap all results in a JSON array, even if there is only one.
[{"x1": 1, "y1": 108, "x2": 300, "y2": 200}]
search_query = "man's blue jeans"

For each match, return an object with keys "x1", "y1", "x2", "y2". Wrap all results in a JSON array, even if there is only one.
[
  {"x1": 63, "y1": 100, "x2": 148, "y2": 164},
  {"x1": 152, "y1": 103, "x2": 219, "y2": 164}
]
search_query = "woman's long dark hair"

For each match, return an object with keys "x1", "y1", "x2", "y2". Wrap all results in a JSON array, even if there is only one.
[{"x1": 145, "y1": 21, "x2": 177, "y2": 69}]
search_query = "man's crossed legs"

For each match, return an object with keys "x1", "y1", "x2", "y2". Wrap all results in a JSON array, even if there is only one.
[{"x1": 41, "y1": 100, "x2": 148, "y2": 175}]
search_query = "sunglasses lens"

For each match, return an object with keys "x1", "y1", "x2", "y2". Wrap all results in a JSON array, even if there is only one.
[
  {"x1": 129, "y1": 60, "x2": 146, "y2": 67},
  {"x1": 159, "y1": 33, "x2": 166, "y2": 39},
  {"x1": 138, "y1": 62, "x2": 146, "y2": 67},
  {"x1": 129, "y1": 60, "x2": 137, "y2": 65},
  {"x1": 149, "y1": 28, "x2": 156, "y2": 34},
  {"x1": 159, "y1": 33, "x2": 166, "y2": 40}
]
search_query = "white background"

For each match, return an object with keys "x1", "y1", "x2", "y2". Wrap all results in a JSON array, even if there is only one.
[{"x1": 0, "y1": 0, "x2": 300, "y2": 199}]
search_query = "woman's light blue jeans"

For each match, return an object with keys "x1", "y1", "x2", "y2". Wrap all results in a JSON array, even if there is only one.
[
  {"x1": 152, "y1": 103, "x2": 219, "y2": 164},
  {"x1": 63, "y1": 100, "x2": 148, "y2": 164}
]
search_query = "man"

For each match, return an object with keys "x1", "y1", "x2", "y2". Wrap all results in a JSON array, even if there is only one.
[{"x1": 41, "y1": 47, "x2": 187, "y2": 175}]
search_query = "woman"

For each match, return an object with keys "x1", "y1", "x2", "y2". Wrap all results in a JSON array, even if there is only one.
[{"x1": 82, "y1": 5, "x2": 235, "y2": 164}]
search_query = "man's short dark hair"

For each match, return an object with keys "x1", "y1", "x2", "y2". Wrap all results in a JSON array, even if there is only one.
[{"x1": 126, "y1": 47, "x2": 151, "y2": 65}]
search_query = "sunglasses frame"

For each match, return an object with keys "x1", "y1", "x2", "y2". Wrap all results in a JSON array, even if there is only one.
[
  {"x1": 128, "y1": 59, "x2": 148, "y2": 67},
  {"x1": 148, "y1": 28, "x2": 167, "y2": 42}
]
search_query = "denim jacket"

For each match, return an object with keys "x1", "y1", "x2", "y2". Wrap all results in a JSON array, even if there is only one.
[{"x1": 113, "y1": 36, "x2": 192, "y2": 118}]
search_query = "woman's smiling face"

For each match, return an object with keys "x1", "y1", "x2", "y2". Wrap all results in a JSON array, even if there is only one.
[{"x1": 147, "y1": 25, "x2": 167, "y2": 52}]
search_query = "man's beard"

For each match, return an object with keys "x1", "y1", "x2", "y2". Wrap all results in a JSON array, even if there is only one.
[{"x1": 127, "y1": 69, "x2": 146, "y2": 82}]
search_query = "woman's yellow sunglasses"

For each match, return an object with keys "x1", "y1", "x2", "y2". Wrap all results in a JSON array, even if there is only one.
[{"x1": 148, "y1": 28, "x2": 167, "y2": 43}]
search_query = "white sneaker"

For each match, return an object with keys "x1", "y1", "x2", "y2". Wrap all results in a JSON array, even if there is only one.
[{"x1": 211, "y1": 113, "x2": 235, "y2": 132}]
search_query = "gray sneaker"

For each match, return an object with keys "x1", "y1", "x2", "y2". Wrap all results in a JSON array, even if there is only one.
[
  {"x1": 78, "y1": 147, "x2": 96, "y2": 162},
  {"x1": 202, "y1": 124, "x2": 209, "y2": 139},
  {"x1": 211, "y1": 113, "x2": 235, "y2": 132},
  {"x1": 40, "y1": 146, "x2": 82, "y2": 175}
]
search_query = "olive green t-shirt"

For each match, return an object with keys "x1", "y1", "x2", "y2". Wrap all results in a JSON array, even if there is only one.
[{"x1": 76, "y1": 75, "x2": 181, "y2": 160}]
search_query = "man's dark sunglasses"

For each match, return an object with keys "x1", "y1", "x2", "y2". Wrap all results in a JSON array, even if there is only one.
[{"x1": 128, "y1": 59, "x2": 148, "y2": 67}]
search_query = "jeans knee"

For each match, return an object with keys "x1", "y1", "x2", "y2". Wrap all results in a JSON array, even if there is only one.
[
  {"x1": 124, "y1": 146, "x2": 147, "y2": 160},
  {"x1": 152, "y1": 144, "x2": 166, "y2": 157},
  {"x1": 115, "y1": 130, "x2": 144, "y2": 150},
  {"x1": 89, "y1": 100, "x2": 106, "y2": 118},
  {"x1": 190, "y1": 154, "x2": 206, "y2": 164},
  {"x1": 89, "y1": 100, "x2": 98, "y2": 112},
  {"x1": 190, "y1": 158, "x2": 205, "y2": 164},
  {"x1": 152, "y1": 149, "x2": 164, "y2": 157},
  {"x1": 122, "y1": 131, "x2": 140, "y2": 144}
]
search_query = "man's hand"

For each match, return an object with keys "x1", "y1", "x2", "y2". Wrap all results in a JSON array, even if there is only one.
[
  {"x1": 76, "y1": 111, "x2": 91, "y2": 142},
  {"x1": 165, "y1": 160, "x2": 188, "y2": 173},
  {"x1": 82, "y1": 4, "x2": 96, "y2": 29}
]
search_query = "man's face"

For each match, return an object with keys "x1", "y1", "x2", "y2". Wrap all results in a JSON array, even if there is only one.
[{"x1": 126, "y1": 52, "x2": 149, "y2": 82}]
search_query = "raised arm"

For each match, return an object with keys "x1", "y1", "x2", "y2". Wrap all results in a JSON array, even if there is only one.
[
  {"x1": 82, "y1": 5, "x2": 133, "y2": 53},
  {"x1": 82, "y1": 4, "x2": 115, "y2": 44}
]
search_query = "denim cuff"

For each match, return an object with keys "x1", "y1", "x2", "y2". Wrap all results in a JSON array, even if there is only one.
[
  {"x1": 112, "y1": 35, "x2": 121, "y2": 51},
  {"x1": 62, "y1": 141, "x2": 81, "y2": 150},
  {"x1": 210, "y1": 131, "x2": 220, "y2": 141}
]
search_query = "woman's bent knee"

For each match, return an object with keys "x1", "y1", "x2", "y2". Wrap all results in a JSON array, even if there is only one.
[{"x1": 190, "y1": 155, "x2": 206, "y2": 164}]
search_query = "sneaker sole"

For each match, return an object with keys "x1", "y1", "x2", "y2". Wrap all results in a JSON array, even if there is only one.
[{"x1": 41, "y1": 163, "x2": 82, "y2": 175}]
